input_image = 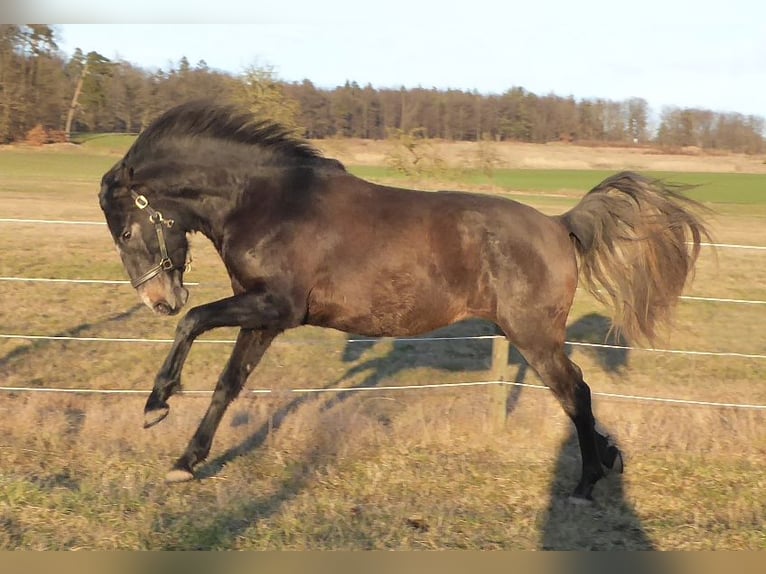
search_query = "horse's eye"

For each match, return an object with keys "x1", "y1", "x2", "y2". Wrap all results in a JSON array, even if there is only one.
[{"x1": 121, "y1": 230, "x2": 132, "y2": 241}]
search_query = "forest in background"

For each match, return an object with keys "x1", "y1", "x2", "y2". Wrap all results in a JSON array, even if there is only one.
[{"x1": 1, "y1": 24, "x2": 764, "y2": 153}]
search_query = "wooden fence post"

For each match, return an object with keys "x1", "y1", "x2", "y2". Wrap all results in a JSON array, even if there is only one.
[{"x1": 491, "y1": 336, "x2": 510, "y2": 429}]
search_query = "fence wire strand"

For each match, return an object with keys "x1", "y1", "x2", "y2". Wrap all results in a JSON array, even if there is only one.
[{"x1": 0, "y1": 380, "x2": 763, "y2": 410}]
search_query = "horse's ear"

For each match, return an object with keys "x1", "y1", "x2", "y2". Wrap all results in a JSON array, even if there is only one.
[{"x1": 99, "y1": 162, "x2": 134, "y2": 208}]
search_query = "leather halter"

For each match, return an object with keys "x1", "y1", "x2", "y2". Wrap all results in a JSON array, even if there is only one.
[{"x1": 129, "y1": 190, "x2": 179, "y2": 288}]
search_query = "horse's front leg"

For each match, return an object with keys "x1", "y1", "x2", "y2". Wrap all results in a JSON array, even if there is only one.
[
  {"x1": 165, "y1": 328, "x2": 278, "y2": 482},
  {"x1": 143, "y1": 290, "x2": 293, "y2": 427}
]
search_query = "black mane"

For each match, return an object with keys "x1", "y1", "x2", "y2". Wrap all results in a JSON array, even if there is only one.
[{"x1": 123, "y1": 100, "x2": 327, "y2": 165}]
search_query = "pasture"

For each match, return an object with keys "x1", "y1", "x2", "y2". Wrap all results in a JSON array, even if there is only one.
[{"x1": 0, "y1": 140, "x2": 764, "y2": 549}]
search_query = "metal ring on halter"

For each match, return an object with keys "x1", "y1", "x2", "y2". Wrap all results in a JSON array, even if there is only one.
[{"x1": 134, "y1": 194, "x2": 149, "y2": 209}]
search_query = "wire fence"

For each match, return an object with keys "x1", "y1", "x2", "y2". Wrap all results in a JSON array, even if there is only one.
[
  {"x1": 1, "y1": 332, "x2": 765, "y2": 360},
  {"x1": 2, "y1": 276, "x2": 765, "y2": 306},
  {"x1": 1, "y1": 215, "x2": 765, "y2": 411},
  {"x1": 1, "y1": 379, "x2": 764, "y2": 411},
  {"x1": 2, "y1": 216, "x2": 766, "y2": 251}
]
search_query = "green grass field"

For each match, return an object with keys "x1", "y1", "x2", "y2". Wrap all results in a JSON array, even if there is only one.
[
  {"x1": 0, "y1": 141, "x2": 764, "y2": 550},
  {"x1": 5, "y1": 135, "x2": 765, "y2": 206},
  {"x1": 0, "y1": 150, "x2": 116, "y2": 181},
  {"x1": 350, "y1": 166, "x2": 766, "y2": 206},
  {"x1": 70, "y1": 132, "x2": 139, "y2": 151}
]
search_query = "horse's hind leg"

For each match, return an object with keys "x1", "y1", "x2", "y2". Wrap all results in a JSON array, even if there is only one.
[{"x1": 519, "y1": 344, "x2": 622, "y2": 501}]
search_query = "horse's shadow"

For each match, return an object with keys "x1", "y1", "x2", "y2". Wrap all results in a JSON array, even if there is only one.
[
  {"x1": 540, "y1": 427, "x2": 656, "y2": 551},
  {"x1": 536, "y1": 316, "x2": 654, "y2": 550},
  {"x1": 187, "y1": 313, "x2": 653, "y2": 549},
  {"x1": 0, "y1": 303, "x2": 145, "y2": 372},
  {"x1": 194, "y1": 319, "x2": 500, "y2": 476},
  {"x1": 327, "y1": 312, "x2": 630, "y2": 417},
  {"x1": 195, "y1": 318, "x2": 500, "y2": 481}
]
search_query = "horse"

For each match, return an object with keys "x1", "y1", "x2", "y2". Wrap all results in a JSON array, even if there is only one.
[{"x1": 99, "y1": 100, "x2": 709, "y2": 501}]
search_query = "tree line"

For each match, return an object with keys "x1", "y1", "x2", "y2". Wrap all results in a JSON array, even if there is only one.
[{"x1": 1, "y1": 25, "x2": 764, "y2": 153}]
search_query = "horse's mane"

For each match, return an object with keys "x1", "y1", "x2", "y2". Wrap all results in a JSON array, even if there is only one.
[{"x1": 124, "y1": 100, "x2": 326, "y2": 164}]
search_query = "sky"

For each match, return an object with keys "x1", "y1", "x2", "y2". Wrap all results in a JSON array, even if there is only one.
[{"x1": 7, "y1": 0, "x2": 766, "y2": 120}]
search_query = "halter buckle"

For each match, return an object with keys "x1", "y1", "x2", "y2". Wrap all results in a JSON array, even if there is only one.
[{"x1": 134, "y1": 194, "x2": 149, "y2": 209}]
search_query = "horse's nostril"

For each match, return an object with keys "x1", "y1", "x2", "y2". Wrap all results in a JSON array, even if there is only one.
[{"x1": 154, "y1": 302, "x2": 172, "y2": 315}]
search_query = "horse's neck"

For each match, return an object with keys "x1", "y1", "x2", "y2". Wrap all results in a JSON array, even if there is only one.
[
  {"x1": 168, "y1": 161, "x2": 308, "y2": 247},
  {"x1": 167, "y1": 188, "x2": 234, "y2": 248}
]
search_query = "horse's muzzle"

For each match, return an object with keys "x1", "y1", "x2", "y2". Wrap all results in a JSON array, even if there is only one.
[
  {"x1": 139, "y1": 277, "x2": 189, "y2": 316},
  {"x1": 153, "y1": 301, "x2": 178, "y2": 316}
]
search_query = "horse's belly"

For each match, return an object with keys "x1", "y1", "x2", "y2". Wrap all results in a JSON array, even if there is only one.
[{"x1": 306, "y1": 277, "x2": 467, "y2": 337}]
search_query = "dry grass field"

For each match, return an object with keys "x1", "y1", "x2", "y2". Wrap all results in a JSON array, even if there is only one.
[
  {"x1": 0, "y1": 139, "x2": 764, "y2": 550},
  {"x1": 318, "y1": 137, "x2": 766, "y2": 174}
]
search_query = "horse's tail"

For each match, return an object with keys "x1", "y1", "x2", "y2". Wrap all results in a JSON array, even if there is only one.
[{"x1": 560, "y1": 171, "x2": 711, "y2": 344}]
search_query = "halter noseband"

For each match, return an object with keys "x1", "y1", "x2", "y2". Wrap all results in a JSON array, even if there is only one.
[{"x1": 129, "y1": 190, "x2": 180, "y2": 288}]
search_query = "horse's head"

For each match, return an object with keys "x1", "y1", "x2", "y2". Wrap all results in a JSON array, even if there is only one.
[{"x1": 99, "y1": 163, "x2": 190, "y2": 316}]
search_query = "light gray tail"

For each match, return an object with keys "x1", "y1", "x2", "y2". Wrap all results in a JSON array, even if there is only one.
[{"x1": 561, "y1": 171, "x2": 711, "y2": 343}]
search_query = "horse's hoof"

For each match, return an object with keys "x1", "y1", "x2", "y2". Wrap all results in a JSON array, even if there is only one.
[
  {"x1": 143, "y1": 405, "x2": 170, "y2": 428},
  {"x1": 603, "y1": 445, "x2": 624, "y2": 475},
  {"x1": 604, "y1": 445, "x2": 625, "y2": 474},
  {"x1": 611, "y1": 449, "x2": 624, "y2": 474},
  {"x1": 165, "y1": 468, "x2": 195, "y2": 483},
  {"x1": 567, "y1": 495, "x2": 594, "y2": 506}
]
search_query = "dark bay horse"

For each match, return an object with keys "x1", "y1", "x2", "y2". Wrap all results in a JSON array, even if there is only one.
[{"x1": 99, "y1": 101, "x2": 709, "y2": 501}]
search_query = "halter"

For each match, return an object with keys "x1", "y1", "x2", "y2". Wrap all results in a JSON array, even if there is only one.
[{"x1": 129, "y1": 190, "x2": 185, "y2": 288}]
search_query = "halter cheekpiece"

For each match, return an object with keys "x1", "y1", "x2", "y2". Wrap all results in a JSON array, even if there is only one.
[{"x1": 129, "y1": 190, "x2": 178, "y2": 288}]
